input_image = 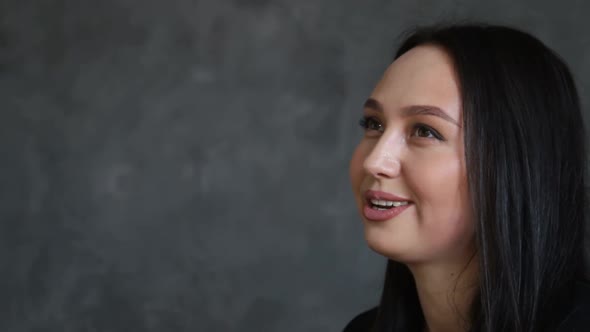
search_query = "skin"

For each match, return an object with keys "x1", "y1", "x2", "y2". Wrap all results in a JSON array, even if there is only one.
[{"x1": 349, "y1": 45, "x2": 478, "y2": 332}]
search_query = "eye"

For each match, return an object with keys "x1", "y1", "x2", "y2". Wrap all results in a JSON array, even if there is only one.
[
  {"x1": 411, "y1": 124, "x2": 444, "y2": 140},
  {"x1": 358, "y1": 116, "x2": 384, "y2": 133}
]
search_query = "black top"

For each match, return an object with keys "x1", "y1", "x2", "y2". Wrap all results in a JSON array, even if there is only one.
[{"x1": 343, "y1": 281, "x2": 590, "y2": 332}]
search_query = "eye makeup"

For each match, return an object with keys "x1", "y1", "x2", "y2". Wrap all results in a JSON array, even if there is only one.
[{"x1": 359, "y1": 115, "x2": 446, "y2": 141}]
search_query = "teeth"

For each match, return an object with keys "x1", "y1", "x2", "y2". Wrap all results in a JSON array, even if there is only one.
[{"x1": 370, "y1": 199, "x2": 409, "y2": 207}]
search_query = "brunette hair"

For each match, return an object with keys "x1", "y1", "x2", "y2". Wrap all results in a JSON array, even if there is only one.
[{"x1": 371, "y1": 23, "x2": 588, "y2": 332}]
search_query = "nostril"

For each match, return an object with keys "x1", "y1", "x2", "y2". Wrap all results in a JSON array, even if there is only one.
[{"x1": 377, "y1": 171, "x2": 391, "y2": 178}]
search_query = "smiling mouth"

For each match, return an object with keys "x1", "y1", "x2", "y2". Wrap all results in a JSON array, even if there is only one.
[
  {"x1": 362, "y1": 198, "x2": 413, "y2": 221},
  {"x1": 367, "y1": 198, "x2": 410, "y2": 210}
]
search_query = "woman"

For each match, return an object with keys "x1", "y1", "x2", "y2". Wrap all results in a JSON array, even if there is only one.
[{"x1": 345, "y1": 23, "x2": 590, "y2": 332}]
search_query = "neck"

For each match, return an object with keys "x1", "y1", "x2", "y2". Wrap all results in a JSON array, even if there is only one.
[{"x1": 407, "y1": 253, "x2": 478, "y2": 332}]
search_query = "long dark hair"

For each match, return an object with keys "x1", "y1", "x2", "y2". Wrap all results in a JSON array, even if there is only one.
[{"x1": 371, "y1": 23, "x2": 588, "y2": 332}]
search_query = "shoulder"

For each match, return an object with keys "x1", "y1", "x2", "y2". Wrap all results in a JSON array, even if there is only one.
[
  {"x1": 557, "y1": 280, "x2": 590, "y2": 331},
  {"x1": 342, "y1": 307, "x2": 378, "y2": 332}
]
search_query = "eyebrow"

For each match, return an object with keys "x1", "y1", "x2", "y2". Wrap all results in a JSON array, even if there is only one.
[{"x1": 363, "y1": 97, "x2": 460, "y2": 127}]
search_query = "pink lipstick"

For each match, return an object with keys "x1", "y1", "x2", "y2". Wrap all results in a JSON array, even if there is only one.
[{"x1": 363, "y1": 190, "x2": 413, "y2": 222}]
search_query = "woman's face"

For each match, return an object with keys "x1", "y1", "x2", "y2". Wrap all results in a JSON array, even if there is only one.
[{"x1": 349, "y1": 45, "x2": 474, "y2": 264}]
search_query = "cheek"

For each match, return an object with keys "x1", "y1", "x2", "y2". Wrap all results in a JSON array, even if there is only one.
[
  {"x1": 406, "y1": 152, "x2": 465, "y2": 202},
  {"x1": 349, "y1": 142, "x2": 368, "y2": 190},
  {"x1": 407, "y1": 154, "x2": 473, "y2": 250}
]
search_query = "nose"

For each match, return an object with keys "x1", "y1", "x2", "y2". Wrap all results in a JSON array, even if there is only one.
[{"x1": 363, "y1": 136, "x2": 402, "y2": 179}]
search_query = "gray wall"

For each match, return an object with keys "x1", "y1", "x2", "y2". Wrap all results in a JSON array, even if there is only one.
[{"x1": 1, "y1": 0, "x2": 589, "y2": 331}]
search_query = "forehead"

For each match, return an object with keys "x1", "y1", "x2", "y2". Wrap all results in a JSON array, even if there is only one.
[{"x1": 371, "y1": 45, "x2": 462, "y2": 121}]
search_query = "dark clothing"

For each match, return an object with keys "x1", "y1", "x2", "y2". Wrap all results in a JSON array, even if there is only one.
[{"x1": 343, "y1": 281, "x2": 590, "y2": 331}]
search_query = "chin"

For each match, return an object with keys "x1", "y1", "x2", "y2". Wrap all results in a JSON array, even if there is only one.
[{"x1": 363, "y1": 225, "x2": 411, "y2": 261}]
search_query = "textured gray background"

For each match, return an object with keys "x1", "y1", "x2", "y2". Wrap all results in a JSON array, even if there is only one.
[{"x1": 1, "y1": 0, "x2": 589, "y2": 331}]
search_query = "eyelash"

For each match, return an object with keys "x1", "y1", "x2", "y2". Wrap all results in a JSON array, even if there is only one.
[{"x1": 358, "y1": 116, "x2": 444, "y2": 141}]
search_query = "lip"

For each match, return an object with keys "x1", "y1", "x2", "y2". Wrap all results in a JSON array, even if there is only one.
[
  {"x1": 364, "y1": 190, "x2": 411, "y2": 202},
  {"x1": 362, "y1": 190, "x2": 413, "y2": 222}
]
